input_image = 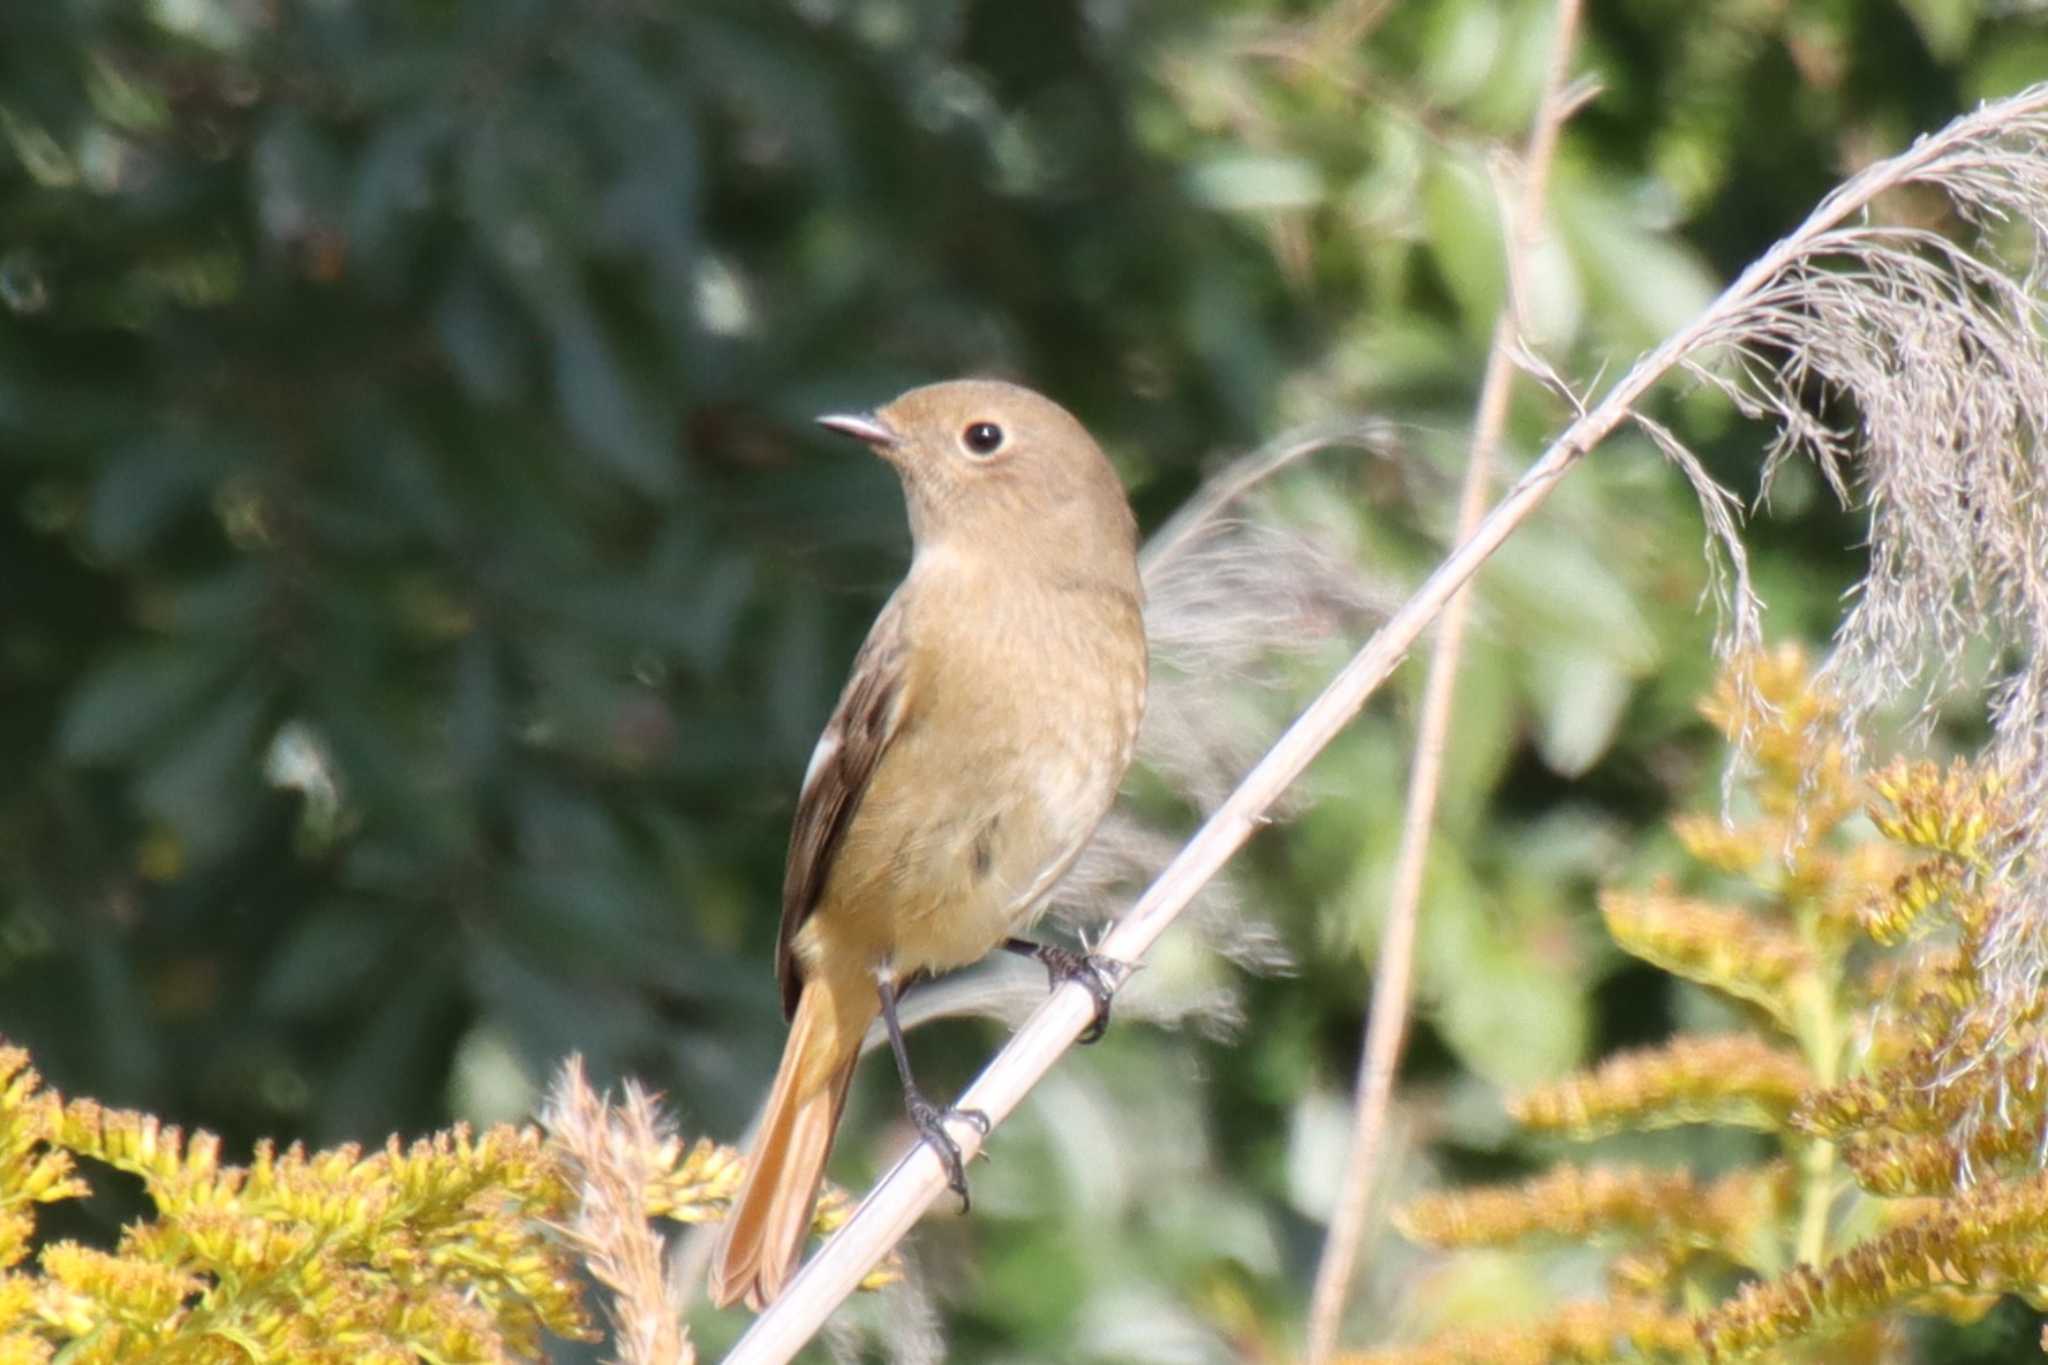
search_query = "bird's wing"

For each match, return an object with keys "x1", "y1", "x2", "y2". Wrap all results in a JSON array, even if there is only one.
[{"x1": 776, "y1": 590, "x2": 913, "y2": 1017}]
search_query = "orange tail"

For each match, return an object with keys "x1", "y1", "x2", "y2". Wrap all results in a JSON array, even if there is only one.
[{"x1": 709, "y1": 976, "x2": 874, "y2": 1311}]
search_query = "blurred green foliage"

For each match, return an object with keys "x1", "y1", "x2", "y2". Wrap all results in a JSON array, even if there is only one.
[{"x1": 2, "y1": 0, "x2": 2042, "y2": 1359}]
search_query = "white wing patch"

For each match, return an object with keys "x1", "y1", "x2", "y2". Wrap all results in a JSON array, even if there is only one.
[{"x1": 799, "y1": 727, "x2": 841, "y2": 804}]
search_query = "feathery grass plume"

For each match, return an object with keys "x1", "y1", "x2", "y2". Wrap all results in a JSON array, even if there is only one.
[
  {"x1": 1374, "y1": 648, "x2": 2048, "y2": 1360},
  {"x1": 1140, "y1": 502, "x2": 1399, "y2": 816},
  {"x1": 1037, "y1": 420, "x2": 1399, "y2": 1027},
  {"x1": 539, "y1": 1057, "x2": 899, "y2": 1359},
  {"x1": 1639, "y1": 82, "x2": 2048, "y2": 1140},
  {"x1": 1137, "y1": 416, "x2": 1402, "y2": 823},
  {"x1": 822, "y1": 1258, "x2": 945, "y2": 1365},
  {"x1": 900, "y1": 906, "x2": 1276, "y2": 1044},
  {"x1": 1054, "y1": 812, "x2": 1293, "y2": 1022},
  {"x1": 542, "y1": 1057, "x2": 697, "y2": 1365}
]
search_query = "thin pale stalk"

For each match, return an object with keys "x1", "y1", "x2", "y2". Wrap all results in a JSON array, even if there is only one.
[
  {"x1": 720, "y1": 83, "x2": 2031, "y2": 1365},
  {"x1": 1301, "y1": 3, "x2": 1583, "y2": 1359}
]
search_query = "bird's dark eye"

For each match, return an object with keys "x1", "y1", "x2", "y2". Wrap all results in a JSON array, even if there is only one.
[{"x1": 962, "y1": 421, "x2": 1005, "y2": 456}]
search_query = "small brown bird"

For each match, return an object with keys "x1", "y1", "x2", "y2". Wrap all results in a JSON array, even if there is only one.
[{"x1": 707, "y1": 379, "x2": 1148, "y2": 1311}]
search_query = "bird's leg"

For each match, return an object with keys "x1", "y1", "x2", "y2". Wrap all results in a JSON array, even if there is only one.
[
  {"x1": 876, "y1": 975, "x2": 989, "y2": 1211},
  {"x1": 1004, "y1": 936, "x2": 1127, "y2": 1045}
]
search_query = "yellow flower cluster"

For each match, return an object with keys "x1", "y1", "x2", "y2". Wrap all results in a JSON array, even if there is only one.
[
  {"x1": 1397, "y1": 1161, "x2": 1788, "y2": 1273},
  {"x1": 1343, "y1": 1296, "x2": 1700, "y2": 1365},
  {"x1": 1, "y1": 1043, "x2": 878, "y2": 1365},
  {"x1": 1788, "y1": 757, "x2": 2045, "y2": 1201},
  {"x1": 1512, "y1": 1034, "x2": 1812, "y2": 1138},
  {"x1": 1377, "y1": 645, "x2": 2048, "y2": 1361},
  {"x1": 0, "y1": 1040, "x2": 598, "y2": 1364},
  {"x1": 1598, "y1": 893, "x2": 1817, "y2": 1033},
  {"x1": 1699, "y1": 1167, "x2": 2048, "y2": 1356}
]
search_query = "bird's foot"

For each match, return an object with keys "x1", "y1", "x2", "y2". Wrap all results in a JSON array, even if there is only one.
[
  {"x1": 905, "y1": 1087, "x2": 989, "y2": 1212},
  {"x1": 1009, "y1": 938, "x2": 1127, "y2": 1044}
]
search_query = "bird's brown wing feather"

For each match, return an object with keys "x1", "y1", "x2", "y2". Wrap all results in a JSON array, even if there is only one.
[{"x1": 776, "y1": 592, "x2": 912, "y2": 1017}]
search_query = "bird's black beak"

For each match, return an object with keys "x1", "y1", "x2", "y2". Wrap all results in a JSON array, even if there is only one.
[{"x1": 816, "y1": 411, "x2": 900, "y2": 449}]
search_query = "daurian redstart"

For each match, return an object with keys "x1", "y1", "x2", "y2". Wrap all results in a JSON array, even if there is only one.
[{"x1": 708, "y1": 379, "x2": 1147, "y2": 1310}]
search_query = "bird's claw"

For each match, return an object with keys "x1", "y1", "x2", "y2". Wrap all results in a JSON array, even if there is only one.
[
  {"x1": 1033, "y1": 944, "x2": 1125, "y2": 1044},
  {"x1": 905, "y1": 1087, "x2": 989, "y2": 1212}
]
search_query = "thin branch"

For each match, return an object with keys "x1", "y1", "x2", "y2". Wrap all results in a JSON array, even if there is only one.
[
  {"x1": 1301, "y1": 2, "x2": 1585, "y2": 1359},
  {"x1": 720, "y1": 82, "x2": 2048, "y2": 1365}
]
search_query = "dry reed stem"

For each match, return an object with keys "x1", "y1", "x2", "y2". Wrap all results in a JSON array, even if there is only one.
[{"x1": 1301, "y1": 1, "x2": 1586, "y2": 1358}]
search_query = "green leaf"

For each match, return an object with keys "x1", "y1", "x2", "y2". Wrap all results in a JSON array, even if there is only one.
[
  {"x1": 1420, "y1": 853, "x2": 1589, "y2": 1085},
  {"x1": 1528, "y1": 648, "x2": 1633, "y2": 778},
  {"x1": 1184, "y1": 154, "x2": 1326, "y2": 212},
  {"x1": 1433, "y1": 633, "x2": 1519, "y2": 835},
  {"x1": 134, "y1": 680, "x2": 271, "y2": 853},
  {"x1": 257, "y1": 904, "x2": 402, "y2": 1017},
  {"x1": 60, "y1": 647, "x2": 239, "y2": 764},
  {"x1": 156, "y1": 564, "x2": 269, "y2": 635},
  {"x1": 348, "y1": 108, "x2": 454, "y2": 291},
  {"x1": 448, "y1": 634, "x2": 503, "y2": 780},
  {"x1": 550, "y1": 306, "x2": 676, "y2": 496},
  {"x1": 1899, "y1": 0, "x2": 1977, "y2": 62},
  {"x1": 1557, "y1": 179, "x2": 1720, "y2": 348},
  {"x1": 435, "y1": 266, "x2": 531, "y2": 404},
  {"x1": 1422, "y1": 150, "x2": 1505, "y2": 337},
  {"x1": 252, "y1": 110, "x2": 348, "y2": 249},
  {"x1": 1488, "y1": 526, "x2": 1660, "y2": 672},
  {"x1": 1485, "y1": 526, "x2": 1659, "y2": 774},
  {"x1": 85, "y1": 438, "x2": 214, "y2": 560},
  {"x1": 1415, "y1": 0, "x2": 1503, "y2": 105}
]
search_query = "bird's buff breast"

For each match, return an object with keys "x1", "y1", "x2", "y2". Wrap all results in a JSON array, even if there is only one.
[{"x1": 797, "y1": 567, "x2": 1144, "y2": 982}]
